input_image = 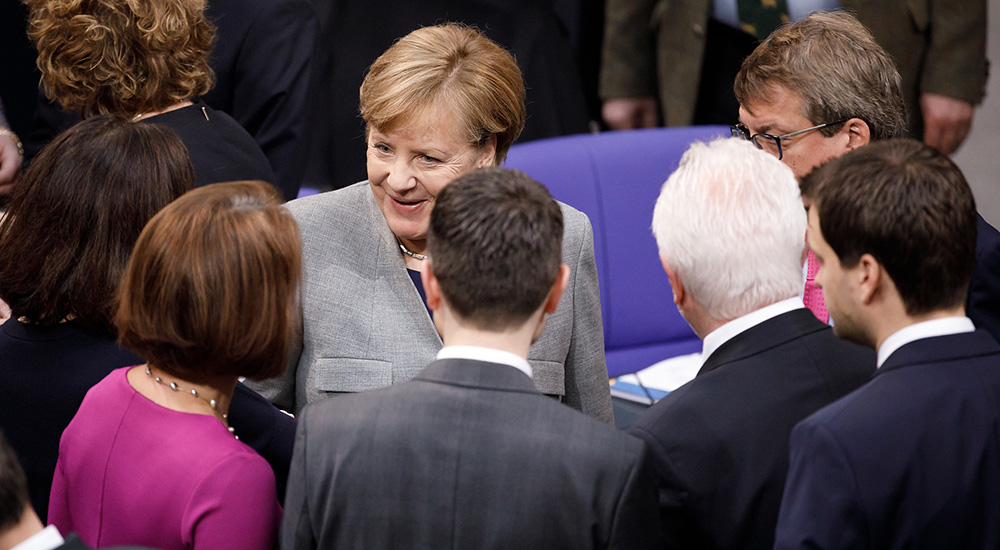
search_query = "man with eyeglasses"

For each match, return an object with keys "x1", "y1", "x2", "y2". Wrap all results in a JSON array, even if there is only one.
[{"x1": 731, "y1": 10, "x2": 1000, "y2": 344}]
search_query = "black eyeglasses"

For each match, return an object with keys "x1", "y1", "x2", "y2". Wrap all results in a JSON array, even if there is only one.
[{"x1": 731, "y1": 119, "x2": 849, "y2": 160}]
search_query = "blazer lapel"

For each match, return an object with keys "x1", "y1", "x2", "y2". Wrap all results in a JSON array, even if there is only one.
[
  {"x1": 415, "y1": 359, "x2": 541, "y2": 395},
  {"x1": 364, "y1": 186, "x2": 442, "y2": 348},
  {"x1": 699, "y1": 309, "x2": 828, "y2": 376},
  {"x1": 878, "y1": 330, "x2": 1000, "y2": 376}
]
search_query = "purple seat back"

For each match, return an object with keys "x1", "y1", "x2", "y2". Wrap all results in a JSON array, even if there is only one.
[{"x1": 504, "y1": 126, "x2": 728, "y2": 377}]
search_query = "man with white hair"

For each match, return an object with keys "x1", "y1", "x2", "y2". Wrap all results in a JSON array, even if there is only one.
[{"x1": 627, "y1": 138, "x2": 874, "y2": 550}]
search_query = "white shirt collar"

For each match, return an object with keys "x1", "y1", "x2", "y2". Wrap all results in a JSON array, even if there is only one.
[
  {"x1": 701, "y1": 297, "x2": 805, "y2": 366},
  {"x1": 436, "y1": 345, "x2": 533, "y2": 379},
  {"x1": 11, "y1": 526, "x2": 64, "y2": 550},
  {"x1": 877, "y1": 316, "x2": 975, "y2": 368}
]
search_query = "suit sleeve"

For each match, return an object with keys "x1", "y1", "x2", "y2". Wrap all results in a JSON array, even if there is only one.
[
  {"x1": 774, "y1": 421, "x2": 868, "y2": 550},
  {"x1": 231, "y1": 0, "x2": 319, "y2": 200},
  {"x1": 598, "y1": 0, "x2": 659, "y2": 101},
  {"x1": 244, "y1": 299, "x2": 302, "y2": 412},
  {"x1": 626, "y1": 424, "x2": 700, "y2": 549},
  {"x1": 228, "y1": 382, "x2": 297, "y2": 501},
  {"x1": 921, "y1": 0, "x2": 987, "y2": 104},
  {"x1": 281, "y1": 407, "x2": 316, "y2": 550},
  {"x1": 607, "y1": 442, "x2": 665, "y2": 549},
  {"x1": 563, "y1": 217, "x2": 614, "y2": 424}
]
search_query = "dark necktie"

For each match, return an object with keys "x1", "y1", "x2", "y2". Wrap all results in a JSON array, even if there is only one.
[{"x1": 737, "y1": 0, "x2": 790, "y2": 40}]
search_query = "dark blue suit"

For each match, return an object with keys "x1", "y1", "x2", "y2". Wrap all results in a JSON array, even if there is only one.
[
  {"x1": 968, "y1": 214, "x2": 1000, "y2": 342},
  {"x1": 627, "y1": 309, "x2": 874, "y2": 550},
  {"x1": 775, "y1": 330, "x2": 1000, "y2": 550}
]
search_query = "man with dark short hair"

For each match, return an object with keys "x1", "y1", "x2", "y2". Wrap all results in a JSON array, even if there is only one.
[
  {"x1": 774, "y1": 139, "x2": 1000, "y2": 549},
  {"x1": 732, "y1": 10, "x2": 1000, "y2": 343},
  {"x1": 281, "y1": 167, "x2": 662, "y2": 550},
  {"x1": 0, "y1": 432, "x2": 151, "y2": 550}
]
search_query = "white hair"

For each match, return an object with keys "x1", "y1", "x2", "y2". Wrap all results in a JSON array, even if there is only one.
[{"x1": 652, "y1": 138, "x2": 806, "y2": 320}]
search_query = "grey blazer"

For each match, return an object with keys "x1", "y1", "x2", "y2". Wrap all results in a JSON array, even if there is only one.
[
  {"x1": 251, "y1": 182, "x2": 613, "y2": 423},
  {"x1": 282, "y1": 358, "x2": 661, "y2": 550}
]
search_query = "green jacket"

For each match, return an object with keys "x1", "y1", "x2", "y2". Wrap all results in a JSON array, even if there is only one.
[{"x1": 599, "y1": 0, "x2": 988, "y2": 135}]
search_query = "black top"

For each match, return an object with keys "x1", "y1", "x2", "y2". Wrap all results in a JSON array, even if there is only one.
[
  {"x1": 142, "y1": 101, "x2": 280, "y2": 196},
  {"x1": 407, "y1": 268, "x2": 431, "y2": 317},
  {"x1": 0, "y1": 319, "x2": 296, "y2": 520}
]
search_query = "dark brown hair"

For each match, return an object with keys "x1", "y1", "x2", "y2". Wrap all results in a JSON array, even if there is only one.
[
  {"x1": 734, "y1": 10, "x2": 906, "y2": 141},
  {"x1": 428, "y1": 167, "x2": 563, "y2": 330},
  {"x1": 806, "y1": 139, "x2": 976, "y2": 315},
  {"x1": 115, "y1": 180, "x2": 301, "y2": 382},
  {"x1": 0, "y1": 115, "x2": 194, "y2": 334},
  {"x1": 0, "y1": 431, "x2": 29, "y2": 532},
  {"x1": 359, "y1": 23, "x2": 526, "y2": 164},
  {"x1": 26, "y1": 0, "x2": 215, "y2": 117}
]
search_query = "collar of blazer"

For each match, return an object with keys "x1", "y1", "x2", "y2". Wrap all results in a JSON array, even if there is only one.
[
  {"x1": 877, "y1": 330, "x2": 1000, "y2": 375},
  {"x1": 698, "y1": 309, "x2": 827, "y2": 376},
  {"x1": 414, "y1": 358, "x2": 540, "y2": 394}
]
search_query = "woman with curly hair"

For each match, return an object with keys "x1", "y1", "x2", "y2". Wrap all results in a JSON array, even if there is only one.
[{"x1": 25, "y1": 0, "x2": 279, "y2": 195}]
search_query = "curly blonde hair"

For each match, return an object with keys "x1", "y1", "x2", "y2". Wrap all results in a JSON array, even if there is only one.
[{"x1": 26, "y1": 0, "x2": 216, "y2": 117}]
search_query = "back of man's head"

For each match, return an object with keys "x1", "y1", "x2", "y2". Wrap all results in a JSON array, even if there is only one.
[
  {"x1": 805, "y1": 138, "x2": 976, "y2": 315},
  {"x1": 734, "y1": 10, "x2": 906, "y2": 141},
  {"x1": 0, "y1": 432, "x2": 29, "y2": 535},
  {"x1": 653, "y1": 138, "x2": 805, "y2": 320},
  {"x1": 428, "y1": 167, "x2": 564, "y2": 330}
]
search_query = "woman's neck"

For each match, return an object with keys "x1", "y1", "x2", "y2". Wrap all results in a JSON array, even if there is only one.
[
  {"x1": 127, "y1": 364, "x2": 236, "y2": 425},
  {"x1": 131, "y1": 100, "x2": 195, "y2": 122},
  {"x1": 398, "y1": 237, "x2": 429, "y2": 271}
]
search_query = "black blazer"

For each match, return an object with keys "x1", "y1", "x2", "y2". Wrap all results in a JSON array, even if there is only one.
[
  {"x1": 776, "y1": 330, "x2": 1000, "y2": 550},
  {"x1": 628, "y1": 308, "x2": 875, "y2": 550},
  {"x1": 282, "y1": 358, "x2": 662, "y2": 550}
]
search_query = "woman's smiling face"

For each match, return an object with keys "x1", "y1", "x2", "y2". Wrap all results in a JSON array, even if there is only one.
[{"x1": 366, "y1": 106, "x2": 495, "y2": 255}]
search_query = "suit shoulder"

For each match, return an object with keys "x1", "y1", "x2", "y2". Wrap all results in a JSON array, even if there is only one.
[{"x1": 286, "y1": 182, "x2": 371, "y2": 227}]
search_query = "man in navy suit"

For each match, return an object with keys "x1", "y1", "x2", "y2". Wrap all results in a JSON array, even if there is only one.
[
  {"x1": 775, "y1": 138, "x2": 1000, "y2": 549},
  {"x1": 282, "y1": 167, "x2": 662, "y2": 550},
  {"x1": 627, "y1": 138, "x2": 873, "y2": 549}
]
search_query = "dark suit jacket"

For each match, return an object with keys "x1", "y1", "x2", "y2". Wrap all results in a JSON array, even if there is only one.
[
  {"x1": 775, "y1": 330, "x2": 1000, "y2": 550},
  {"x1": 628, "y1": 309, "x2": 875, "y2": 550},
  {"x1": 282, "y1": 358, "x2": 662, "y2": 550},
  {"x1": 968, "y1": 214, "x2": 1000, "y2": 343}
]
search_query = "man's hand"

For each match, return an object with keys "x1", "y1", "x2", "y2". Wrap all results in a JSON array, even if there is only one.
[
  {"x1": 921, "y1": 93, "x2": 975, "y2": 156},
  {"x1": 0, "y1": 129, "x2": 23, "y2": 197},
  {"x1": 602, "y1": 97, "x2": 660, "y2": 130}
]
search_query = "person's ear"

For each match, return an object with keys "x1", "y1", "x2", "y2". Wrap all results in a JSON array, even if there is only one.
[
  {"x1": 844, "y1": 118, "x2": 871, "y2": 151},
  {"x1": 543, "y1": 265, "x2": 571, "y2": 314},
  {"x1": 421, "y1": 262, "x2": 442, "y2": 312},
  {"x1": 477, "y1": 134, "x2": 498, "y2": 167},
  {"x1": 660, "y1": 256, "x2": 685, "y2": 306},
  {"x1": 854, "y1": 253, "x2": 882, "y2": 305}
]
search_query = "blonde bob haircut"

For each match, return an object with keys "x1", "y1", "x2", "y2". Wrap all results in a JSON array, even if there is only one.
[
  {"x1": 359, "y1": 23, "x2": 526, "y2": 163},
  {"x1": 115, "y1": 180, "x2": 301, "y2": 383},
  {"x1": 26, "y1": 0, "x2": 215, "y2": 118}
]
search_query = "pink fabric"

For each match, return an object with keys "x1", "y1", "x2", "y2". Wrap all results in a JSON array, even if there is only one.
[
  {"x1": 48, "y1": 367, "x2": 280, "y2": 550},
  {"x1": 803, "y1": 251, "x2": 829, "y2": 323}
]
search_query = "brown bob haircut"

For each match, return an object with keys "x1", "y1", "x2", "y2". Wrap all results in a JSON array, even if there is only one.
[
  {"x1": 359, "y1": 23, "x2": 526, "y2": 164},
  {"x1": 428, "y1": 167, "x2": 563, "y2": 330},
  {"x1": 804, "y1": 139, "x2": 976, "y2": 315},
  {"x1": 26, "y1": 0, "x2": 215, "y2": 117},
  {"x1": 734, "y1": 10, "x2": 906, "y2": 141},
  {"x1": 0, "y1": 115, "x2": 194, "y2": 334},
  {"x1": 115, "y1": 180, "x2": 301, "y2": 382}
]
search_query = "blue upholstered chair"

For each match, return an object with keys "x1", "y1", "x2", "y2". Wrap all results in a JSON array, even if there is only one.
[{"x1": 504, "y1": 126, "x2": 729, "y2": 378}]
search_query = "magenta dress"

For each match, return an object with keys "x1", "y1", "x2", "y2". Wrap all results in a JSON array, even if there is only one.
[{"x1": 48, "y1": 367, "x2": 280, "y2": 550}]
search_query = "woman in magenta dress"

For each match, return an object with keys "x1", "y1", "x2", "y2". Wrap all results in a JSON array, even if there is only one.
[{"x1": 48, "y1": 180, "x2": 301, "y2": 550}]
